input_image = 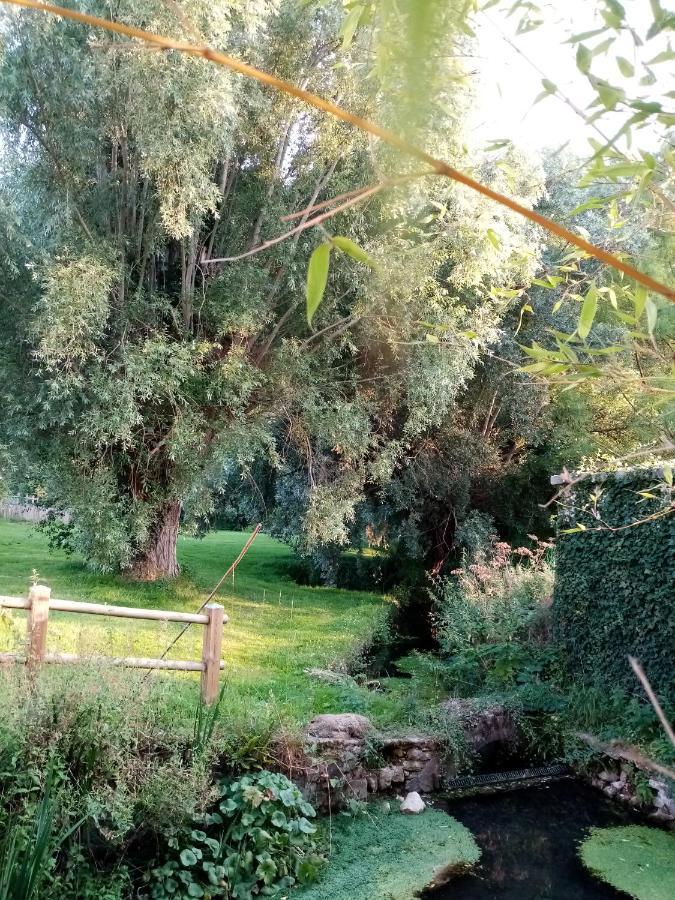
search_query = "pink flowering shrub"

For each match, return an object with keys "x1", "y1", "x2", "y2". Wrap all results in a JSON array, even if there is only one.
[{"x1": 436, "y1": 535, "x2": 554, "y2": 653}]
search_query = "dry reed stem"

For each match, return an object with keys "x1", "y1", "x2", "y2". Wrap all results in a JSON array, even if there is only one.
[{"x1": 629, "y1": 656, "x2": 675, "y2": 750}]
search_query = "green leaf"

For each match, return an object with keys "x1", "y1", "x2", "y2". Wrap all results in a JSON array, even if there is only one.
[
  {"x1": 567, "y1": 28, "x2": 607, "y2": 44},
  {"x1": 298, "y1": 817, "x2": 317, "y2": 834},
  {"x1": 486, "y1": 228, "x2": 501, "y2": 249},
  {"x1": 306, "y1": 243, "x2": 331, "y2": 327},
  {"x1": 340, "y1": 5, "x2": 363, "y2": 51},
  {"x1": 596, "y1": 81, "x2": 624, "y2": 110},
  {"x1": 577, "y1": 44, "x2": 592, "y2": 74},
  {"x1": 663, "y1": 465, "x2": 673, "y2": 486},
  {"x1": 180, "y1": 849, "x2": 198, "y2": 867},
  {"x1": 645, "y1": 297, "x2": 658, "y2": 335},
  {"x1": 593, "y1": 162, "x2": 646, "y2": 181},
  {"x1": 541, "y1": 78, "x2": 557, "y2": 94},
  {"x1": 330, "y1": 235, "x2": 375, "y2": 267},
  {"x1": 616, "y1": 56, "x2": 634, "y2": 77},
  {"x1": 567, "y1": 195, "x2": 610, "y2": 216},
  {"x1": 271, "y1": 810, "x2": 287, "y2": 827},
  {"x1": 646, "y1": 47, "x2": 675, "y2": 65},
  {"x1": 592, "y1": 37, "x2": 616, "y2": 57},
  {"x1": 520, "y1": 343, "x2": 561, "y2": 361},
  {"x1": 633, "y1": 284, "x2": 648, "y2": 320},
  {"x1": 578, "y1": 284, "x2": 599, "y2": 340},
  {"x1": 279, "y1": 788, "x2": 296, "y2": 807}
]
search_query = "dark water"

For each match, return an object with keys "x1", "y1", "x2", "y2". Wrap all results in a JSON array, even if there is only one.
[{"x1": 430, "y1": 780, "x2": 643, "y2": 900}]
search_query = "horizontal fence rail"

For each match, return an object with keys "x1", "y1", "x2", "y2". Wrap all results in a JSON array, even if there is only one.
[
  {"x1": 0, "y1": 585, "x2": 228, "y2": 703},
  {"x1": 0, "y1": 595, "x2": 211, "y2": 624}
]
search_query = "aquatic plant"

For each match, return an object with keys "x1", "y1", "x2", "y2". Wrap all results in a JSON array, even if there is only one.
[
  {"x1": 580, "y1": 825, "x2": 675, "y2": 900},
  {"x1": 293, "y1": 806, "x2": 480, "y2": 900}
]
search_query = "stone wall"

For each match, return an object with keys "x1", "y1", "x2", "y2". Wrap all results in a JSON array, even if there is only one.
[
  {"x1": 273, "y1": 709, "x2": 675, "y2": 823},
  {"x1": 275, "y1": 706, "x2": 517, "y2": 811},
  {"x1": 590, "y1": 765, "x2": 675, "y2": 824}
]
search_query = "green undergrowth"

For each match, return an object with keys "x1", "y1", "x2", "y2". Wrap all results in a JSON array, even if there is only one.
[
  {"x1": 293, "y1": 806, "x2": 480, "y2": 900},
  {"x1": 579, "y1": 826, "x2": 675, "y2": 900}
]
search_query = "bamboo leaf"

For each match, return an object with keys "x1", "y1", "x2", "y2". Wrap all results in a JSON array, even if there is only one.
[
  {"x1": 330, "y1": 235, "x2": 376, "y2": 267},
  {"x1": 646, "y1": 47, "x2": 675, "y2": 65},
  {"x1": 634, "y1": 284, "x2": 648, "y2": 320},
  {"x1": 577, "y1": 44, "x2": 592, "y2": 74},
  {"x1": 306, "y1": 244, "x2": 331, "y2": 326},
  {"x1": 645, "y1": 297, "x2": 658, "y2": 335},
  {"x1": 616, "y1": 56, "x2": 634, "y2": 77},
  {"x1": 594, "y1": 80, "x2": 625, "y2": 110},
  {"x1": 578, "y1": 284, "x2": 599, "y2": 340},
  {"x1": 486, "y1": 228, "x2": 501, "y2": 249},
  {"x1": 340, "y1": 5, "x2": 363, "y2": 51}
]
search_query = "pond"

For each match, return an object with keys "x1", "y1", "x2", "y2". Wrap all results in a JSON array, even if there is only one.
[{"x1": 430, "y1": 779, "x2": 645, "y2": 899}]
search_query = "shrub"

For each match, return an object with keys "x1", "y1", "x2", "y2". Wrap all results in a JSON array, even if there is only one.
[
  {"x1": 434, "y1": 535, "x2": 554, "y2": 654},
  {"x1": 147, "y1": 771, "x2": 322, "y2": 899},
  {"x1": 0, "y1": 666, "x2": 277, "y2": 897}
]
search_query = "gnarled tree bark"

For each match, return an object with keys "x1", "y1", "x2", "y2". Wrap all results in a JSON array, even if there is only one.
[{"x1": 130, "y1": 500, "x2": 182, "y2": 580}]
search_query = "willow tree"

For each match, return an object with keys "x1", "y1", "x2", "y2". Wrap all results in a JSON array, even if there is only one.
[{"x1": 0, "y1": 0, "x2": 544, "y2": 577}]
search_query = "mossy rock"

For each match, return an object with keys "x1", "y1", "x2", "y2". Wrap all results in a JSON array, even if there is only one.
[
  {"x1": 294, "y1": 806, "x2": 480, "y2": 900},
  {"x1": 580, "y1": 825, "x2": 675, "y2": 900}
]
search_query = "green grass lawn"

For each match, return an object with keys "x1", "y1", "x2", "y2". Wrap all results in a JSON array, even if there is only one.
[{"x1": 0, "y1": 520, "x2": 393, "y2": 730}]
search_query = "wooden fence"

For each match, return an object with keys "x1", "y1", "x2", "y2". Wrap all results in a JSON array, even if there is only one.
[{"x1": 0, "y1": 585, "x2": 227, "y2": 703}]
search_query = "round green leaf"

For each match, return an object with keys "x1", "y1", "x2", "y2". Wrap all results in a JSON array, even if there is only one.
[{"x1": 180, "y1": 848, "x2": 198, "y2": 867}]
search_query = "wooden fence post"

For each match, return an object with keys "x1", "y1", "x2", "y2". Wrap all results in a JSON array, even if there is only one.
[
  {"x1": 201, "y1": 603, "x2": 224, "y2": 704},
  {"x1": 27, "y1": 583, "x2": 51, "y2": 671}
]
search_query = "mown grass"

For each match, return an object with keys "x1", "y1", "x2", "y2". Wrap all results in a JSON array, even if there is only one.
[{"x1": 0, "y1": 521, "x2": 393, "y2": 730}]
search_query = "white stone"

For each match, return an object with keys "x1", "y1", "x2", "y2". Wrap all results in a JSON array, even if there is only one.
[{"x1": 400, "y1": 791, "x2": 425, "y2": 814}]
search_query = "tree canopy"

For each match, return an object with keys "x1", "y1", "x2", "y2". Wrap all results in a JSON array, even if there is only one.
[{"x1": 0, "y1": 0, "x2": 671, "y2": 579}]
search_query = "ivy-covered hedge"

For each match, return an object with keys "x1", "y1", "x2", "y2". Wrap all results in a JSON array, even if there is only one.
[{"x1": 553, "y1": 467, "x2": 675, "y2": 702}]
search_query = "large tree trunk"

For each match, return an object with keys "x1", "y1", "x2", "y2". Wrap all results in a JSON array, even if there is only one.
[{"x1": 130, "y1": 500, "x2": 181, "y2": 580}]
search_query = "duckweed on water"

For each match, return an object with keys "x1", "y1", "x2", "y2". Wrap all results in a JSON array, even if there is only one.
[
  {"x1": 293, "y1": 806, "x2": 480, "y2": 900},
  {"x1": 580, "y1": 825, "x2": 675, "y2": 900}
]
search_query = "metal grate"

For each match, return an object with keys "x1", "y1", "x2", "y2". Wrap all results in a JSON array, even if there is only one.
[{"x1": 443, "y1": 763, "x2": 570, "y2": 795}]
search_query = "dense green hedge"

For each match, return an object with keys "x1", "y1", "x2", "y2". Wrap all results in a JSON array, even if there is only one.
[{"x1": 553, "y1": 467, "x2": 675, "y2": 702}]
